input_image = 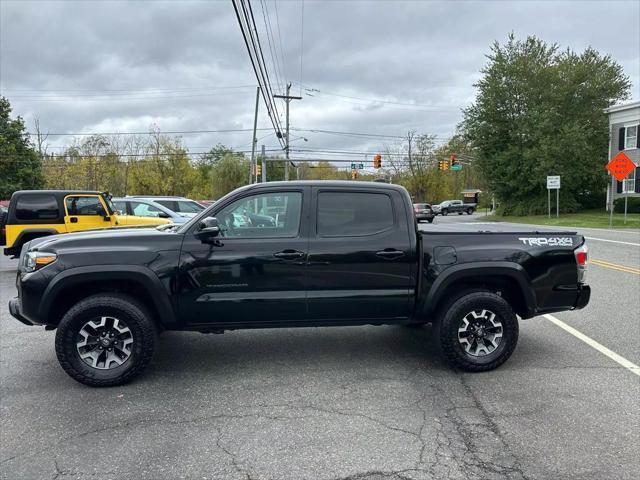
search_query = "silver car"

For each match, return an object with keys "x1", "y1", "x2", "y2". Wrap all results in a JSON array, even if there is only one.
[{"x1": 112, "y1": 198, "x2": 190, "y2": 224}]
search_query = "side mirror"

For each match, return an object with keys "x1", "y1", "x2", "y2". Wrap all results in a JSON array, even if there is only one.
[
  {"x1": 196, "y1": 217, "x2": 221, "y2": 238},
  {"x1": 158, "y1": 212, "x2": 170, "y2": 219}
]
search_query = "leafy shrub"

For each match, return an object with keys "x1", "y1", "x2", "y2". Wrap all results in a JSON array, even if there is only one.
[{"x1": 613, "y1": 197, "x2": 640, "y2": 214}]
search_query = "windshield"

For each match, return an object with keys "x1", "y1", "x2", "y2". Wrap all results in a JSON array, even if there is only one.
[
  {"x1": 101, "y1": 193, "x2": 117, "y2": 215},
  {"x1": 156, "y1": 199, "x2": 204, "y2": 214}
]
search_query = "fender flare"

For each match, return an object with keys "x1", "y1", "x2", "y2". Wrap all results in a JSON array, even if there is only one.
[
  {"x1": 40, "y1": 265, "x2": 178, "y2": 328},
  {"x1": 10, "y1": 228, "x2": 59, "y2": 249},
  {"x1": 422, "y1": 261, "x2": 537, "y2": 319}
]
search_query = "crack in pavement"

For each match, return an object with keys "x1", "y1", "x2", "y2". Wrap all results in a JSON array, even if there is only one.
[
  {"x1": 51, "y1": 459, "x2": 125, "y2": 480},
  {"x1": 5, "y1": 373, "x2": 538, "y2": 480}
]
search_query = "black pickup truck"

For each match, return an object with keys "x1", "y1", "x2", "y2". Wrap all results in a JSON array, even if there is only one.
[{"x1": 9, "y1": 181, "x2": 590, "y2": 387}]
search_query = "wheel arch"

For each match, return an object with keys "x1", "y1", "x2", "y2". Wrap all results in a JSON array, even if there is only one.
[
  {"x1": 8, "y1": 228, "x2": 58, "y2": 250},
  {"x1": 41, "y1": 265, "x2": 178, "y2": 329},
  {"x1": 422, "y1": 263, "x2": 536, "y2": 320}
]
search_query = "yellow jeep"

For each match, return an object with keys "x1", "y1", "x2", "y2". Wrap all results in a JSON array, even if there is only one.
[{"x1": 2, "y1": 190, "x2": 171, "y2": 257}]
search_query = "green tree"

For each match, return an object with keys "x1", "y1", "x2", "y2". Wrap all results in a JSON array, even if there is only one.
[
  {"x1": 210, "y1": 152, "x2": 250, "y2": 199},
  {"x1": 462, "y1": 34, "x2": 630, "y2": 215},
  {"x1": 0, "y1": 97, "x2": 44, "y2": 198}
]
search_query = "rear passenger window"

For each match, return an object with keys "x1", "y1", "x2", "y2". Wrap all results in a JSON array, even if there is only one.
[
  {"x1": 318, "y1": 192, "x2": 394, "y2": 236},
  {"x1": 15, "y1": 194, "x2": 59, "y2": 221}
]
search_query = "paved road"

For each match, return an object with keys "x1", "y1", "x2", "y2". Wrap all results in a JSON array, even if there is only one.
[{"x1": 1, "y1": 219, "x2": 639, "y2": 480}]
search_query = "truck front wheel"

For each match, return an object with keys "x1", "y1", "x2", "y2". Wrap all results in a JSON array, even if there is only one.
[
  {"x1": 437, "y1": 291, "x2": 518, "y2": 372},
  {"x1": 55, "y1": 294, "x2": 156, "y2": 387}
]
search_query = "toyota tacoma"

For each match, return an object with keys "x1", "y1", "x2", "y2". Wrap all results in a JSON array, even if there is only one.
[{"x1": 8, "y1": 181, "x2": 590, "y2": 386}]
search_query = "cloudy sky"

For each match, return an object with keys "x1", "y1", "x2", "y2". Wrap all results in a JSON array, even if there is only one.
[{"x1": 1, "y1": 0, "x2": 639, "y2": 162}]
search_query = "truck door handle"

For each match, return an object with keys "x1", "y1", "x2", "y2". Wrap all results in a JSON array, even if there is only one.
[
  {"x1": 273, "y1": 250, "x2": 305, "y2": 260},
  {"x1": 376, "y1": 249, "x2": 404, "y2": 259},
  {"x1": 70, "y1": 217, "x2": 78, "y2": 223}
]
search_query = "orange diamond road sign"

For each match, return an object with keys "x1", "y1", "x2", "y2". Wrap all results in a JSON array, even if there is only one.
[{"x1": 607, "y1": 152, "x2": 636, "y2": 182}]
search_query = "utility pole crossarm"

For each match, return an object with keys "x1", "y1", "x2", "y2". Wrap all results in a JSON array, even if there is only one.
[{"x1": 274, "y1": 83, "x2": 302, "y2": 180}]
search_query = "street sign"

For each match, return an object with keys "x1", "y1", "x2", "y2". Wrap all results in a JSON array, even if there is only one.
[
  {"x1": 351, "y1": 163, "x2": 364, "y2": 170},
  {"x1": 547, "y1": 176, "x2": 561, "y2": 189},
  {"x1": 607, "y1": 152, "x2": 636, "y2": 181},
  {"x1": 450, "y1": 164, "x2": 462, "y2": 171},
  {"x1": 546, "y1": 175, "x2": 560, "y2": 218}
]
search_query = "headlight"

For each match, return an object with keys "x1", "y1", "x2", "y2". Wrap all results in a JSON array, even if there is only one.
[{"x1": 24, "y1": 251, "x2": 57, "y2": 273}]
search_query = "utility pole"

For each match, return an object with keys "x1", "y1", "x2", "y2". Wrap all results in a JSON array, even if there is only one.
[
  {"x1": 261, "y1": 144, "x2": 267, "y2": 183},
  {"x1": 249, "y1": 86, "x2": 260, "y2": 184},
  {"x1": 274, "y1": 82, "x2": 301, "y2": 180}
]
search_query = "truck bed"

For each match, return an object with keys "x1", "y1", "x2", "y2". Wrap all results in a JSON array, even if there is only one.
[{"x1": 422, "y1": 222, "x2": 577, "y2": 235}]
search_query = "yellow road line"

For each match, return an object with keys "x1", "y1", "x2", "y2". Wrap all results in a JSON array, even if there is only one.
[{"x1": 591, "y1": 259, "x2": 640, "y2": 275}]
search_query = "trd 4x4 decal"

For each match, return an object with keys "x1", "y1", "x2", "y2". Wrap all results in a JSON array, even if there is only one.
[{"x1": 518, "y1": 237, "x2": 574, "y2": 247}]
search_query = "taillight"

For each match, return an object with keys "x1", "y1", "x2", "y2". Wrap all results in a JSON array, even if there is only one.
[{"x1": 574, "y1": 243, "x2": 588, "y2": 283}]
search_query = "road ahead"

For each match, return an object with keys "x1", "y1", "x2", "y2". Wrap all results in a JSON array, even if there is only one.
[{"x1": 1, "y1": 217, "x2": 639, "y2": 480}]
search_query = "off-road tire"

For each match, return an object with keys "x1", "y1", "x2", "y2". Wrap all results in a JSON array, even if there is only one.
[
  {"x1": 436, "y1": 291, "x2": 518, "y2": 372},
  {"x1": 55, "y1": 294, "x2": 156, "y2": 387}
]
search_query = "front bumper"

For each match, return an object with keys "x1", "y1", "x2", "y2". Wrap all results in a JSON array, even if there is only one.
[
  {"x1": 574, "y1": 284, "x2": 591, "y2": 310},
  {"x1": 9, "y1": 297, "x2": 35, "y2": 326}
]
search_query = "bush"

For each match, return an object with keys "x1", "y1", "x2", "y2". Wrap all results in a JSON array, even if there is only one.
[
  {"x1": 496, "y1": 194, "x2": 580, "y2": 216},
  {"x1": 613, "y1": 197, "x2": 640, "y2": 214}
]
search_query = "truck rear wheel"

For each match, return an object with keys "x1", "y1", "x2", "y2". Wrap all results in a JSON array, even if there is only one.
[
  {"x1": 55, "y1": 294, "x2": 156, "y2": 387},
  {"x1": 466, "y1": 208, "x2": 474, "y2": 215},
  {"x1": 437, "y1": 291, "x2": 518, "y2": 372}
]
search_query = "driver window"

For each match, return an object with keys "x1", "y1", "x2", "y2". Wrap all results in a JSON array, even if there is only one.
[
  {"x1": 216, "y1": 191, "x2": 302, "y2": 238},
  {"x1": 65, "y1": 196, "x2": 104, "y2": 216},
  {"x1": 131, "y1": 201, "x2": 162, "y2": 217}
]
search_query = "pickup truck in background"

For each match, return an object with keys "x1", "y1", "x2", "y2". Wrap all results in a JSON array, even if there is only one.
[
  {"x1": 8, "y1": 181, "x2": 590, "y2": 387},
  {"x1": 432, "y1": 199, "x2": 477, "y2": 216}
]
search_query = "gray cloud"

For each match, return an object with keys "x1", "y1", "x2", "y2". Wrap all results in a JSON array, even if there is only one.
[{"x1": 1, "y1": 0, "x2": 638, "y2": 159}]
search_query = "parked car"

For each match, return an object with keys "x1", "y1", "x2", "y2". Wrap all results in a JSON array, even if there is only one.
[
  {"x1": 0, "y1": 205, "x2": 7, "y2": 246},
  {"x1": 432, "y1": 200, "x2": 477, "y2": 216},
  {"x1": 3, "y1": 190, "x2": 171, "y2": 257},
  {"x1": 112, "y1": 198, "x2": 189, "y2": 224},
  {"x1": 413, "y1": 203, "x2": 435, "y2": 223},
  {"x1": 127, "y1": 196, "x2": 205, "y2": 217},
  {"x1": 8, "y1": 181, "x2": 590, "y2": 386}
]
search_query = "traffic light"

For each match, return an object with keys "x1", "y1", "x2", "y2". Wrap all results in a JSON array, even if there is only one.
[
  {"x1": 373, "y1": 153, "x2": 382, "y2": 169},
  {"x1": 438, "y1": 160, "x2": 449, "y2": 171},
  {"x1": 255, "y1": 164, "x2": 262, "y2": 176},
  {"x1": 351, "y1": 170, "x2": 359, "y2": 180}
]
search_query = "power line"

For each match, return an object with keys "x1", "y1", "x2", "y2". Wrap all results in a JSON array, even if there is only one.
[
  {"x1": 5, "y1": 91, "x2": 259, "y2": 103},
  {"x1": 295, "y1": 82, "x2": 462, "y2": 112},
  {"x1": 1, "y1": 85, "x2": 255, "y2": 94},
  {"x1": 14, "y1": 127, "x2": 419, "y2": 139},
  {"x1": 290, "y1": 128, "x2": 406, "y2": 139},
  {"x1": 272, "y1": 0, "x2": 288, "y2": 83},
  {"x1": 231, "y1": 0, "x2": 285, "y2": 148},
  {"x1": 19, "y1": 128, "x2": 273, "y2": 136},
  {"x1": 259, "y1": 0, "x2": 284, "y2": 95}
]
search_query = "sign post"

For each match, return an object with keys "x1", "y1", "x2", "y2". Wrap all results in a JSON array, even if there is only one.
[
  {"x1": 606, "y1": 152, "x2": 636, "y2": 227},
  {"x1": 547, "y1": 176, "x2": 560, "y2": 218}
]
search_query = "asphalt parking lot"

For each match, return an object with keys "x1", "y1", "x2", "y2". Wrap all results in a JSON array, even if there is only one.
[{"x1": 1, "y1": 215, "x2": 639, "y2": 480}]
